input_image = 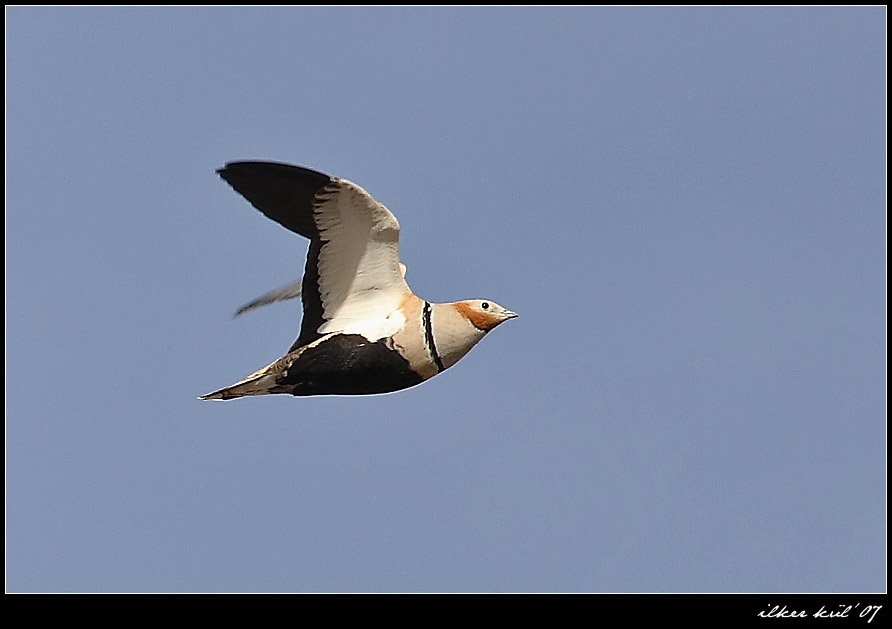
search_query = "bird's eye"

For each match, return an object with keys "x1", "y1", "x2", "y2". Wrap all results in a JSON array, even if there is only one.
[{"x1": 481, "y1": 302, "x2": 489, "y2": 310}]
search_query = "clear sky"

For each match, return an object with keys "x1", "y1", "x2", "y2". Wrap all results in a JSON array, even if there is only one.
[{"x1": 6, "y1": 7, "x2": 885, "y2": 593}]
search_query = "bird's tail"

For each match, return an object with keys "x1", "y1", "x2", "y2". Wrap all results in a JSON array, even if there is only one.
[{"x1": 199, "y1": 359, "x2": 290, "y2": 401}]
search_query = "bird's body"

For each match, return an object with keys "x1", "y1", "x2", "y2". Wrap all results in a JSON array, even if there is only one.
[{"x1": 200, "y1": 161, "x2": 516, "y2": 400}]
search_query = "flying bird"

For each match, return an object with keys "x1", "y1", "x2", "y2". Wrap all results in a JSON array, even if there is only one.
[{"x1": 200, "y1": 161, "x2": 517, "y2": 400}]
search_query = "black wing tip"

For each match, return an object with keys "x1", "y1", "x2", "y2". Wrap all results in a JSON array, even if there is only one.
[
  {"x1": 215, "y1": 160, "x2": 332, "y2": 239},
  {"x1": 217, "y1": 161, "x2": 332, "y2": 185}
]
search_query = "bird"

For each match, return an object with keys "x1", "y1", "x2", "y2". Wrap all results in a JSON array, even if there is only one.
[{"x1": 200, "y1": 161, "x2": 517, "y2": 400}]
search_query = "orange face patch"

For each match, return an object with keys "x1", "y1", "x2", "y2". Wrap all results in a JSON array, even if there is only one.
[{"x1": 453, "y1": 301, "x2": 504, "y2": 331}]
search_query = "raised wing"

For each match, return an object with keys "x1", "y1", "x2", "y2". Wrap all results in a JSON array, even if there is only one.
[{"x1": 218, "y1": 162, "x2": 412, "y2": 348}]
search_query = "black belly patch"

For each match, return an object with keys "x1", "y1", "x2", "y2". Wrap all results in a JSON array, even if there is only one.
[{"x1": 283, "y1": 334, "x2": 425, "y2": 396}]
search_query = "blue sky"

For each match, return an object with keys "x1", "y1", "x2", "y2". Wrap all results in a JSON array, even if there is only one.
[{"x1": 6, "y1": 7, "x2": 885, "y2": 593}]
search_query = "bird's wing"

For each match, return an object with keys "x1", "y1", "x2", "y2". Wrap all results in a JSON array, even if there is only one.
[
  {"x1": 218, "y1": 162, "x2": 412, "y2": 347},
  {"x1": 233, "y1": 279, "x2": 303, "y2": 318},
  {"x1": 234, "y1": 263, "x2": 407, "y2": 318}
]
